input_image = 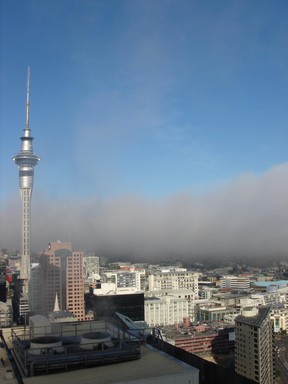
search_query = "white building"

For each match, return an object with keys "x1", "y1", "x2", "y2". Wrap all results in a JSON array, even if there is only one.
[
  {"x1": 148, "y1": 271, "x2": 198, "y2": 296},
  {"x1": 102, "y1": 269, "x2": 146, "y2": 291},
  {"x1": 145, "y1": 289, "x2": 196, "y2": 321},
  {"x1": 220, "y1": 276, "x2": 250, "y2": 290},
  {"x1": 270, "y1": 304, "x2": 288, "y2": 333},
  {"x1": 196, "y1": 304, "x2": 237, "y2": 322},
  {"x1": 145, "y1": 296, "x2": 189, "y2": 327},
  {"x1": 91, "y1": 282, "x2": 141, "y2": 296},
  {"x1": 83, "y1": 255, "x2": 100, "y2": 281}
]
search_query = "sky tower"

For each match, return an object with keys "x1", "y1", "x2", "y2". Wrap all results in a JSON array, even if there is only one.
[{"x1": 13, "y1": 67, "x2": 40, "y2": 283}]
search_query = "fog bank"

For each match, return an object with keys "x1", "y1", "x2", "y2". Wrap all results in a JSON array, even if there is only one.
[{"x1": 1, "y1": 163, "x2": 288, "y2": 261}]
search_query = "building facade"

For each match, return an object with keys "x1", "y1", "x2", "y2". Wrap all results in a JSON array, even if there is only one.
[
  {"x1": 83, "y1": 255, "x2": 100, "y2": 281},
  {"x1": 269, "y1": 304, "x2": 288, "y2": 333},
  {"x1": 29, "y1": 263, "x2": 41, "y2": 314},
  {"x1": 175, "y1": 328, "x2": 235, "y2": 355},
  {"x1": 0, "y1": 301, "x2": 13, "y2": 327},
  {"x1": 85, "y1": 290, "x2": 144, "y2": 321},
  {"x1": 145, "y1": 288, "x2": 196, "y2": 321},
  {"x1": 220, "y1": 276, "x2": 251, "y2": 291},
  {"x1": 195, "y1": 304, "x2": 237, "y2": 322},
  {"x1": 148, "y1": 271, "x2": 198, "y2": 296},
  {"x1": 102, "y1": 268, "x2": 146, "y2": 291}
]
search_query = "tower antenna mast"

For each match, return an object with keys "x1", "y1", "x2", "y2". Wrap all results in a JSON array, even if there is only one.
[{"x1": 25, "y1": 66, "x2": 30, "y2": 131}]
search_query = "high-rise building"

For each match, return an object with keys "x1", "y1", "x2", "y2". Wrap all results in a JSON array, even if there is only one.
[
  {"x1": 235, "y1": 306, "x2": 274, "y2": 384},
  {"x1": 39, "y1": 242, "x2": 86, "y2": 321},
  {"x1": 13, "y1": 67, "x2": 39, "y2": 283}
]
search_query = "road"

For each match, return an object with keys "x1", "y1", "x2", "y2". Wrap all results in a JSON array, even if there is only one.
[{"x1": 275, "y1": 335, "x2": 288, "y2": 384}]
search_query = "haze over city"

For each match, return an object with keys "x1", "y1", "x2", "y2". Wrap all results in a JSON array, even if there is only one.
[{"x1": 1, "y1": 0, "x2": 288, "y2": 260}]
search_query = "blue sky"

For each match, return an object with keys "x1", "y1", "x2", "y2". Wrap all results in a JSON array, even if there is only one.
[{"x1": 1, "y1": 0, "x2": 288, "y2": 257}]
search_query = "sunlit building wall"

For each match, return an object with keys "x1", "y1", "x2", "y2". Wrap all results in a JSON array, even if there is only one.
[
  {"x1": 40, "y1": 242, "x2": 85, "y2": 321},
  {"x1": 145, "y1": 296, "x2": 189, "y2": 327}
]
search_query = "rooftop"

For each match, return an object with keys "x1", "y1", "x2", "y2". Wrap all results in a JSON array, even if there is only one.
[
  {"x1": 22, "y1": 344, "x2": 198, "y2": 384},
  {"x1": 7, "y1": 313, "x2": 198, "y2": 383},
  {"x1": 235, "y1": 306, "x2": 271, "y2": 328}
]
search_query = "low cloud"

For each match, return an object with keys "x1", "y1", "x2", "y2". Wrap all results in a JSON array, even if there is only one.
[{"x1": 1, "y1": 162, "x2": 288, "y2": 262}]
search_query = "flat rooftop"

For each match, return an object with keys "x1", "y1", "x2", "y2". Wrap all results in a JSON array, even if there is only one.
[{"x1": 22, "y1": 344, "x2": 198, "y2": 384}]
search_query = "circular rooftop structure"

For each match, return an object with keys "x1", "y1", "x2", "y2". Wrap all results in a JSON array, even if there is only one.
[
  {"x1": 241, "y1": 307, "x2": 258, "y2": 317},
  {"x1": 80, "y1": 331, "x2": 111, "y2": 350},
  {"x1": 29, "y1": 336, "x2": 63, "y2": 355}
]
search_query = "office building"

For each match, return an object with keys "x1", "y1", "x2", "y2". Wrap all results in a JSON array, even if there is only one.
[
  {"x1": 39, "y1": 242, "x2": 87, "y2": 321},
  {"x1": 85, "y1": 287, "x2": 144, "y2": 321},
  {"x1": 235, "y1": 306, "x2": 274, "y2": 384},
  {"x1": 147, "y1": 271, "x2": 198, "y2": 322},
  {"x1": 145, "y1": 295, "x2": 189, "y2": 326},
  {"x1": 145, "y1": 288, "x2": 196, "y2": 321},
  {"x1": 220, "y1": 276, "x2": 251, "y2": 291}
]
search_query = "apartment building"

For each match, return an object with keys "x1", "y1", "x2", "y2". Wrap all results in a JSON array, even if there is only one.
[{"x1": 235, "y1": 306, "x2": 274, "y2": 384}]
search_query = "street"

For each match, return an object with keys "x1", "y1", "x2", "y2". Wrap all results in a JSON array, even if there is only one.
[{"x1": 275, "y1": 336, "x2": 288, "y2": 384}]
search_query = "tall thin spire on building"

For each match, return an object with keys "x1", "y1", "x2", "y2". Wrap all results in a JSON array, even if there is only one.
[
  {"x1": 13, "y1": 67, "x2": 40, "y2": 283},
  {"x1": 53, "y1": 293, "x2": 60, "y2": 312}
]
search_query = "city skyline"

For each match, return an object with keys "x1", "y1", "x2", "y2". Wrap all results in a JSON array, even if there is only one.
[{"x1": 1, "y1": 1, "x2": 288, "y2": 259}]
